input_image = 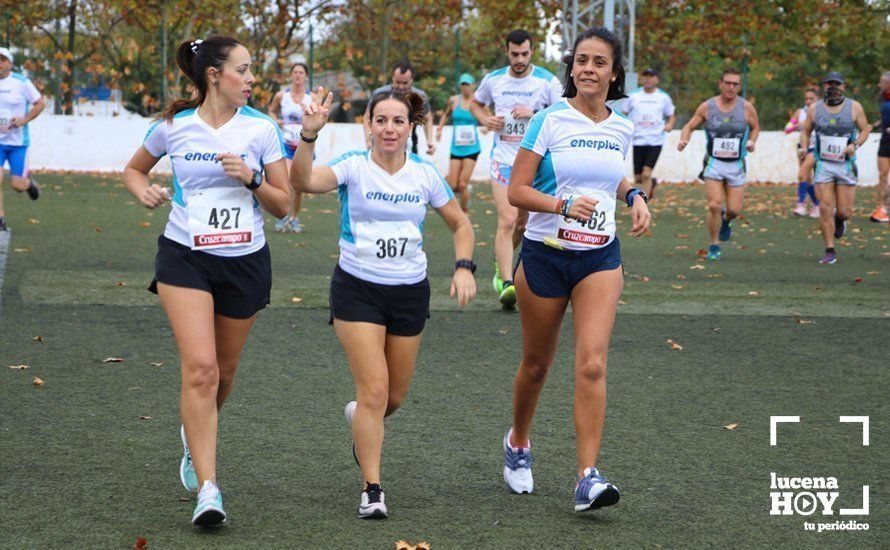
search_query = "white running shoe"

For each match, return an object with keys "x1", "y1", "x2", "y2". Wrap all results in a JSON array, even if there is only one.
[
  {"x1": 344, "y1": 401, "x2": 357, "y2": 424},
  {"x1": 359, "y1": 483, "x2": 388, "y2": 519},
  {"x1": 503, "y1": 429, "x2": 534, "y2": 494},
  {"x1": 793, "y1": 202, "x2": 808, "y2": 216},
  {"x1": 809, "y1": 205, "x2": 821, "y2": 219}
]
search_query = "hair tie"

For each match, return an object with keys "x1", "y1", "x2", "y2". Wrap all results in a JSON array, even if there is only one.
[{"x1": 190, "y1": 39, "x2": 203, "y2": 54}]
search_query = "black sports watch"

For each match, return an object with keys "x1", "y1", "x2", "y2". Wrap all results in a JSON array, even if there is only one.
[
  {"x1": 455, "y1": 259, "x2": 477, "y2": 274},
  {"x1": 625, "y1": 188, "x2": 648, "y2": 207},
  {"x1": 245, "y1": 169, "x2": 263, "y2": 191},
  {"x1": 300, "y1": 130, "x2": 318, "y2": 143}
]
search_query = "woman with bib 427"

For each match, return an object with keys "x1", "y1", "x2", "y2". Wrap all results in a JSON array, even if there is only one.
[
  {"x1": 123, "y1": 36, "x2": 290, "y2": 526},
  {"x1": 502, "y1": 27, "x2": 651, "y2": 513},
  {"x1": 291, "y1": 88, "x2": 476, "y2": 519}
]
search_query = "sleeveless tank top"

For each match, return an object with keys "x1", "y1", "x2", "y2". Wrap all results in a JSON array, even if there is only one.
[
  {"x1": 814, "y1": 99, "x2": 856, "y2": 163},
  {"x1": 705, "y1": 98, "x2": 748, "y2": 161},
  {"x1": 450, "y1": 97, "x2": 481, "y2": 156}
]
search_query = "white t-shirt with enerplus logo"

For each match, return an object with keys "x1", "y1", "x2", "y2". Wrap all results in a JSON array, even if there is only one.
[
  {"x1": 622, "y1": 88, "x2": 674, "y2": 146},
  {"x1": 0, "y1": 73, "x2": 42, "y2": 147},
  {"x1": 328, "y1": 151, "x2": 454, "y2": 285},
  {"x1": 474, "y1": 65, "x2": 563, "y2": 166},
  {"x1": 142, "y1": 106, "x2": 286, "y2": 257},
  {"x1": 280, "y1": 88, "x2": 311, "y2": 145},
  {"x1": 520, "y1": 100, "x2": 634, "y2": 251}
]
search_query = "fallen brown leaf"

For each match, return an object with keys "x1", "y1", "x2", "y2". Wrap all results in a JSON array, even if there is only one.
[
  {"x1": 134, "y1": 537, "x2": 148, "y2": 550},
  {"x1": 13, "y1": 247, "x2": 32, "y2": 253},
  {"x1": 696, "y1": 248, "x2": 707, "y2": 257},
  {"x1": 290, "y1": 297, "x2": 303, "y2": 303},
  {"x1": 671, "y1": 284, "x2": 684, "y2": 290},
  {"x1": 116, "y1": 281, "x2": 127, "y2": 287},
  {"x1": 150, "y1": 361, "x2": 165, "y2": 367},
  {"x1": 138, "y1": 221, "x2": 151, "y2": 228},
  {"x1": 866, "y1": 271, "x2": 879, "y2": 276},
  {"x1": 27, "y1": 218, "x2": 40, "y2": 224},
  {"x1": 33, "y1": 335, "x2": 44, "y2": 342},
  {"x1": 8, "y1": 364, "x2": 30, "y2": 370},
  {"x1": 794, "y1": 318, "x2": 813, "y2": 325},
  {"x1": 723, "y1": 423, "x2": 739, "y2": 430},
  {"x1": 139, "y1": 415, "x2": 152, "y2": 420},
  {"x1": 33, "y1": 376, "x2": 45, "y2": 386},
  {"x1": 748, "y1": 291, "x2": 759, "y2": 296},
  {"x1": 498, "y1": 327, "x2": 510, "y2": 335},
  {"x1": 665, "y1": 339, "x2": 683, "y2": 351},
  {"x1": 102, "y1": 357, "x2": 125, "y2": 363},
  {"x1": 689, "y1": 265, "x2": 705, "y2": 270},
  {"x1": 854, "y1": 277, "x2": 862, "y2": 283}
]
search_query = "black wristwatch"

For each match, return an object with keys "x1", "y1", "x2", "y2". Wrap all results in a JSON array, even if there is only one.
[
  {"x1": 300, "y1": 130, "x2": 318, "y2": 143},
  {"x1": 245, "y1": 169, "x2": 263, "y2": 191},
  {"x1": 625, "y1": 188, "x2": 648, "y2": 207},
  {"x1": 455, "y1": 259, "x2": 477, "y2": 274}
]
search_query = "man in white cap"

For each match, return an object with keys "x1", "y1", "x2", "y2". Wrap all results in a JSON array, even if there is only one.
[{"x1": 0, "y1": 46, "x2": 46, "y2": 231}]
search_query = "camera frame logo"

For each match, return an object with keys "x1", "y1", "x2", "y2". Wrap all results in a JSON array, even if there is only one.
[{"x1": 769, "y1": 416, "x2": 870, "y2": 533}]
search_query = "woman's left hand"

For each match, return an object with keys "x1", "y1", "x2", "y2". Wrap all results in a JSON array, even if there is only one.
[
  {"x1": 218, "y1": 153, "x2": 253, "y2": 185},
  {"x1": 629, "y1": 195, "x2": 651, "y2": 237},
  {"x1": 450, "y1": 268, "x2": 477, "y2": 307}
]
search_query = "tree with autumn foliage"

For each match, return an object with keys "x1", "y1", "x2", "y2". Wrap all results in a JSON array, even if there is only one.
[{"x1": 634, "y1": 0, "x2": 890, "y2": 127}]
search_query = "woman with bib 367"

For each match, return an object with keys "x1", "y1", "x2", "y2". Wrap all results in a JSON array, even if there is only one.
[
  {"x1": 501, "y1": 27, "x2": 651, "y2": 513},
  {"x1": 291, "y1": 88, "x2": 476, "y2": 519},
  {"x1": 123, "y1": 36, "x2": 290, "y2": 526}
]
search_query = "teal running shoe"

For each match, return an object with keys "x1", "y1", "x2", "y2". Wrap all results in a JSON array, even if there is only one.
[
  {"x1": 718, "y1": 209, "x2": 732, "y2": 241},
  {"x1": 288, "y1": 217, "x2": 303, "y2": 234},
  {"x1": 180, "y1": 425, "x2": 198, "y2": 491},
  {"x1": 706, "y1": 244, "x2": 721, "y2": 261},
  {"x1": 192, "y1": 480, "x2": 227, "y2": 526}
]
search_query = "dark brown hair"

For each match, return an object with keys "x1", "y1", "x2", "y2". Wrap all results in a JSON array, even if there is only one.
[
  {"x1": 561, "y1": 26, "x2": 626, "y2": 101},
  {"x1": 721, "y1": 67, "x2": 742, "y2": 80},
  {"x1": 368, "y1": 90, "x2": 425, "y2": 126},
  {"x1": 159, "y1": 35, "x2": 242, "y2": 120}
]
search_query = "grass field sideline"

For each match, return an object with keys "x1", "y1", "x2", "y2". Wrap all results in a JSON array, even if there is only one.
[{"x1": 1, "y1": 173, "x2": 887, "y2": 548}]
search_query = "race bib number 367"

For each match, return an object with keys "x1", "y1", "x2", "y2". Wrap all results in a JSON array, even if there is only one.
[
  {"x1": 355, "y1": 220, "x2": 422, "y2": 263},
  {"x1": 187, "y1": 187, "x2": 254, "y2": 250}
]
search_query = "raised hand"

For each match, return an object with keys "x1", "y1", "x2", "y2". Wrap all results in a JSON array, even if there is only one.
[{"x1": 301, "y1": 86, "x2": 334, "y2": 136}]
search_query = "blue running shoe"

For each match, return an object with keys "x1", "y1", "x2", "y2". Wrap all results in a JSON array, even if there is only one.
[
  {"x1": 274, "y1": 215, "x2": 291, "y2": 233},
  {"x1": 718, "y1": 210, "x2": 732, "y2": 241},
  {"x1": 288, "y1": 216, "x2": 303, "y2": 234},
  {"x1": 192, "y1": 480, "x2": 226, "y2": 526},
  {"x1": 503, "y1": 429, "x2": 533, "y2": 494},
  {"x1": 706, "y1": 244, "x2": 721, "y2": 261},
  {"x1": 833, "y1": 216, "x2": 846, "y2": 239},
  {"x1": 819, "y1": 250, "x2": 837, "y2": 264},
  {"x1": 574, "y1": 467, "x2": 620, "y2": 512},
  {"x1": 180, "y1": 425, "x2": 198, "y2": 491}
]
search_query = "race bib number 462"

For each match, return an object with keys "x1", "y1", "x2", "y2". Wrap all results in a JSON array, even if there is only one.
[
  {"x1": 187, "y1": 187, "x2": 254, "y2": 250},
  {"x1": 556, "y1": 189, "x2": 616, "y2": 249}
]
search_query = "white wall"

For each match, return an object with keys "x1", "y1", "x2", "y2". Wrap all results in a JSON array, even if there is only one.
[{"x1": 26, "y1": 114, "x2": 883, "y2": 185}]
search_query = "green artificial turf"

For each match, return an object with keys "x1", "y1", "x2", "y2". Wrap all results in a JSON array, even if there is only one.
[{"x1": 1, "y1": 174, "x2": 887, "y2": 548}]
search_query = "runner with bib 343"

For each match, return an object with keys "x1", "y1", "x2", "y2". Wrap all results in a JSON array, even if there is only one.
[{"x1": 678, "y1": 68, "x2": 760, "y2": 261}]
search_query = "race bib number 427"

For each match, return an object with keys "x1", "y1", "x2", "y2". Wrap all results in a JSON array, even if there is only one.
[{"x1": 187, "y1": 187, "x2": 254, "y2": 250}]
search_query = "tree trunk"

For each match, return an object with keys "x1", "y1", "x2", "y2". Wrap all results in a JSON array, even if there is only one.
[{"x1": 62, "y1": 0, "x2": 78, "y2": 115}]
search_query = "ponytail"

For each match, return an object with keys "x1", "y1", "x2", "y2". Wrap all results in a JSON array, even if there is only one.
[{"x1": 158, "y1": 35, "x2": 241, "y2": 120}]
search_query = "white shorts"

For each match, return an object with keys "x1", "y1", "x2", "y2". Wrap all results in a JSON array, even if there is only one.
[
  {"x1": 814, "y1": 160, "x2": 858, "y2": 186},
  {"x1": 702, "y1": 157, "x2": 746, "y2": 187}
]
